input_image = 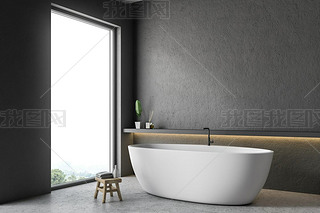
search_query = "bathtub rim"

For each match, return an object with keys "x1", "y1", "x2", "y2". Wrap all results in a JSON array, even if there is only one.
[{"x1": 129, "y1": 143, "x2": 274, "y2": 155}]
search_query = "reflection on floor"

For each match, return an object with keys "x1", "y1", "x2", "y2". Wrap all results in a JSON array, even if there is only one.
[{"x1": 3, "y1": 176, "x2": 320, "y2": 213}]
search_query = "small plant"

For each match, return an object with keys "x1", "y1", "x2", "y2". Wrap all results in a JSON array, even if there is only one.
[{"x1": 135, "y1": 100, "x2": 142, "y2": 120}]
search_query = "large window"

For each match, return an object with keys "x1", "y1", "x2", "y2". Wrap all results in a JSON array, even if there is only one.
[{"x1": 51, "y1": 10, "x2": 113, "y2": 186}]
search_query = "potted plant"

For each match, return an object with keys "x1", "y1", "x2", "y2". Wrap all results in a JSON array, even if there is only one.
[{"x1": 135, "y1": 100, "x2": 142, "y2": 129}]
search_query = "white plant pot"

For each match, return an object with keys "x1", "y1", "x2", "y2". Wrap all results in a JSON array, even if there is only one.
[
  {"x1": 135, "y1": 121, "x2": 141, "y2": 129},
  {"x1": 146, "y1": 122, "x2": 151, "y2": 129}
]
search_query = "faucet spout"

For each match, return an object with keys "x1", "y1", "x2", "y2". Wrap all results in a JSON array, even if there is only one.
[{"x1": 203, "y1": 128, "x2": 214, "y2": 146}]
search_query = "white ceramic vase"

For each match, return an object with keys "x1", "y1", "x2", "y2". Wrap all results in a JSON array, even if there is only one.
[{"x1": 135, "y1": 121, "x2": 141, "y2": 129}]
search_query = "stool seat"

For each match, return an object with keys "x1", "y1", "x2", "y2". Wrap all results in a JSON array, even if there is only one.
[{"x1": 94, "y1": 177, "x2": 123, "y2": 203}]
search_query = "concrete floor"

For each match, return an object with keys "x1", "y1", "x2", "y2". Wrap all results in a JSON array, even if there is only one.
[{"x1": 2, "y1": 176, "x2": 320, "y2": 213}]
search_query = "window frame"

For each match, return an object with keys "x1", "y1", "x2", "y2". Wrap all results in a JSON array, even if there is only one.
[{"x1": 50, "y1": 3, "x2": 119, "y2": 190}]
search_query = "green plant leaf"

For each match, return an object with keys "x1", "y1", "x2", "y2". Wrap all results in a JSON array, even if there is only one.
[{"x1": 135, "y1": 100, "x2": 142, "y2": 118}]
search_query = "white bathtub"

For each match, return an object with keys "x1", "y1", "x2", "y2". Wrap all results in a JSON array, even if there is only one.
[{"x1": 128, "y1": 144, "x2": 273, "y2": 205}]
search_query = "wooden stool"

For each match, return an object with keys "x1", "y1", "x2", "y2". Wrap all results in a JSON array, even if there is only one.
[{"x1": 94, "y1": 177, "x2": 123, "y2": 203}]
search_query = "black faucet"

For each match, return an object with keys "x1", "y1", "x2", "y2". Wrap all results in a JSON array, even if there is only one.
[{"x1": 203, "y1": 128, "x2": 214, "y2": 146}]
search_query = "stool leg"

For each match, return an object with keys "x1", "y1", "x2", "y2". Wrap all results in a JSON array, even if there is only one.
[
  {"x1": 94, "y1": 181, "x2": 100, "y2": 199},
  {"x1": 115, "y1": 183, "x2": 122, "y2": 201},
  {"x1": 102, "y1": 184, "x2": 106, "y2": 203},
  {"x1": 109, "y1": 184, "x2": 113, "y2": 197}
]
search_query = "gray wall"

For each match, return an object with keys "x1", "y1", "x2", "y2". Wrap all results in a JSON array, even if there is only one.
[
  {"x1": 134, "y1": 0, "x2": 320, "y2": 194},
  {"x1": 0, "y1": 0, "x2": 51, "y2": 204},
  {"x1": 136, "y1": 0, "x2": 320, "y2": 130}
]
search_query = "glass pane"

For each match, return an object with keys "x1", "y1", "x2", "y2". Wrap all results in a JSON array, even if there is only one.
[{"x1": 51, "y1": 12, "x2": 111, "y2": 186}]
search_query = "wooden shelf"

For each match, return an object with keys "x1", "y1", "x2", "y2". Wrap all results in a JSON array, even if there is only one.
[{"x1": 123, "y1": 128, "x2": 320, "y2": 138}]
